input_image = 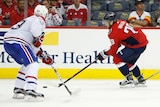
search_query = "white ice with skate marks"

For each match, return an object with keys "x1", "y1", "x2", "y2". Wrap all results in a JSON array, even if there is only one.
[{"x1": 0, "y1": 79, "x2": 160, "y2": 107}]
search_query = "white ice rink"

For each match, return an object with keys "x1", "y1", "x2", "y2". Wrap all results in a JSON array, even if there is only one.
[{"x1": 0, "y1": 79, "x2": 160, "y2": 107}]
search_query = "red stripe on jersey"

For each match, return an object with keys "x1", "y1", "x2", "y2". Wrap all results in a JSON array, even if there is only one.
[
  {"x1": 20, "y1": 44, "x2": 34, "y2": 63},
  {"x1": 26, "y1": 76, "x2": 37, "y2": 80},
  {"x1": 18, "y1": 71, "x2": 25, "y2": 75}
]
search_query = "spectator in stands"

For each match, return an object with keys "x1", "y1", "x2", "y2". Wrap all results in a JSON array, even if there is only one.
[
  {"x1": 66, "y1": 0, "x2": 88, "y2": 26},
  {"x1": 41, "y1": 0, "x2": 63, "y2": 26},
  {"x1": 10, "y1": 0, "x2": 33, "y2": 25},
  {"x1": 28, "y1": 0, "x2": 39, "y2": 14},
  {"x1": 63, "y1": 0, "x2": 86, "y2": 5},
  {"x1": 50, "y1": 0, "x2": 66, "y2": 19},
  {"x1": 156, "y1": 16, "x2": 160, "y2": 27},
  {"x1": 1, "y1": 0, "x2": 17, "y2": 4},
  {"x1": 1, "y1": 0, "x2": 17, "y2": 25},
  {"x1": 0, "y1": 6, "x2": 4, "y2": 25},
  {"x1": 128, "y1": 0, "x2": 152, "y2": 27}
]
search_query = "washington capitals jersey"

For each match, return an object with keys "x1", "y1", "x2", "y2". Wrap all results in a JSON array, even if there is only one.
[
  {"x1": 106, "y1": 20, "x2": 148, "y2": 56},
  {"x1": 66, "y1": 3, "x2": 88, "y2": 25}
]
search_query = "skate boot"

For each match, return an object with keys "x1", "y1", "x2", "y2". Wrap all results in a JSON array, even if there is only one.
[
  {"x1": 119, "y1": 74, "x2": 135, "y2": 88},
  {"x1": 135, "y1": 74, "x2": 146, "y2": 87},
  {"x1": 13, "y1": 87, "x2": 25, "y2": 99},
  {"x1": 24, "y1": 90, "x2": 44, "y2": 102}
]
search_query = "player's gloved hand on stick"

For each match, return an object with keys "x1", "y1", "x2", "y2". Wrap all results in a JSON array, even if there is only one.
[
  {"x1": 37, "y1": 48, "x2": 53, "y2": 65},
  {"x1": 97, "y1": 50, "x2": 108, "y2": 61},
  {"x1": 33, "y1": 32, "x2": 45, "y2": 47}
]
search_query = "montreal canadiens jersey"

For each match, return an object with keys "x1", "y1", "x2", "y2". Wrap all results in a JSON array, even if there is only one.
[
  {"x1": 106, "y1": 20, "x2": 148, "y2": 56},
  {"x1": 4, "y1": 15, "x2": 46, "y2": 47}
]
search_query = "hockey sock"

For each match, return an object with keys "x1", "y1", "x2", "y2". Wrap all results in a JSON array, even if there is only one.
[
  {"x1": 131, "y1": 65, "x2": 140, "y2": 77},
  {"x1": 25, "y1": 62, "x2": 39, "y2": 90},
  {"x1": 15, "y1": 65, "x2": 26, "y2": 89},
  {"x1": 118, "y1": 64, "x2": 130, "y2": 76}
]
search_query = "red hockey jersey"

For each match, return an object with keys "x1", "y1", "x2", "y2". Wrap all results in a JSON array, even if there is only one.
[
  {"x1": 66, "y1": 3, "x2": 88, "y2": 25},
  {"x1": 106, "y1": 20, "x2": 148, "y2": 56}
]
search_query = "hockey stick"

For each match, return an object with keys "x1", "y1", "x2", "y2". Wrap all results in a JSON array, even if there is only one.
[
  {"x1": 51, "y1": 65, "x2": 72, "y2": 95},
  {"x1": 143, "y1": 70, "x2": 160, "y2": 81},
  {"x1": 58, "y1": 59, "x2": 98, "y2": 87}
]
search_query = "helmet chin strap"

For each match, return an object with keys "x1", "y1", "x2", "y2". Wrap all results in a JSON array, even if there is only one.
[
  {"x1": 103, "y1": 20, "x2": 114, "y2": 28},
  {"x1": 108, "y1": 20, "x2": 114, "y2": 29}
]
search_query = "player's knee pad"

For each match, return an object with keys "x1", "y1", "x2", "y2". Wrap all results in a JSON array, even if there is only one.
[{"x1": 25, "y1": 62, "x2": 39, "y2": 77}]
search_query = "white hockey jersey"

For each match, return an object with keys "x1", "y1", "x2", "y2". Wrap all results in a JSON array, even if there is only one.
[
  {"x1": 4, "y1": 15, "x2": 46, "y2": 47},
  {"x1": 4, "y1": 15, "x2": 46, "y2": 55}
]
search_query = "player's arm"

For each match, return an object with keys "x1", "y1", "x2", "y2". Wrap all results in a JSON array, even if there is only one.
[
  {"x1": 36, "y1": 48, "x2": 53, "y2": 65},
  {"x1": 130, "y1": 19, "x2": 149, "y2": 27},
  {"x1": 33, "y1": 32, "x2": 45, "y2": 47},
  {"x1": 129, "y1": 23, "x2": 143, "y2": 28},
  {"x1": 31, "y1": 17, "x2": 46, "y2": 47},
  {"x1": 97, "y1": 38, "x2": 119, "y2": 61}
]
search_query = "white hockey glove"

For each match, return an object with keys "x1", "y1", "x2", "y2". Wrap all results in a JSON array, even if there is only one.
[
  {"x1": 33, "y1": 32, "x2": 45, "y2": 47},
  {"x1": 37, "y1": 48, "x2": 53, "y2": 65},
  {"x1": 97, "y1": 49, "x2": 109, "y2": 61}
]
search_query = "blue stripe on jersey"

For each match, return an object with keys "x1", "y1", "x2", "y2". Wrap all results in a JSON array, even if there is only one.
[
  {"x1": 27, "y1": 81, "x2": 37, "y2": 85},
  {"x1": 17, "y1": 77, "x2": 25, "y2": 81}
]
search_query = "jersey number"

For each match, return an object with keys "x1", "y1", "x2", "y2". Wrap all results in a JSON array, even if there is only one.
[
  {"x1": 11, "y1": 20, "x2": 26, "y2": 29},
  {"x1": 124, "y1": 23, "x2": 138, "y2": 34}
]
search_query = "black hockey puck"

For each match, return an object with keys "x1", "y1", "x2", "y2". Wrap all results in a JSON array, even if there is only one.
[{"x1": 43, "y1": 86, "x2": 47, "y2": 88}]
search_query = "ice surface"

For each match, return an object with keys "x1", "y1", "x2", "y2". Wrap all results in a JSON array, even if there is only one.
[{"x1": 0, "y1": 79, "x2": 160, "y2": 107}]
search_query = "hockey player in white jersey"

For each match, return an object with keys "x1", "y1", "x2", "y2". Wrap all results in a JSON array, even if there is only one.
[{"x1": 3, "y1": 4, "x2": 53, "y2": 102}]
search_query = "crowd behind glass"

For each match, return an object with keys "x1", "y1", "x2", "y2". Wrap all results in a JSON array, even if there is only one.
[{"x1": 0, "y1": 0, "x2": 160, "y2": 27}]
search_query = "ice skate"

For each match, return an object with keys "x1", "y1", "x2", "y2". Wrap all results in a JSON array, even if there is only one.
[
  {"x1": 119, "y1": 74, "x2": 135, "y2": 88},
  {"x1": 24, "y1": 90, "x2": 44, "y2": 102},
  {"x1": 13, "y1": 87, "x2": 25, "y2": 99},
  {"x1": 135, "y1": 75, "x2": 147, "y2": 87}
]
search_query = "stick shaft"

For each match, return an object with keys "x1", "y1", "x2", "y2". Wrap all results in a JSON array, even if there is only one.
[
  {"x1": 144, "y1": 70, "x2": 160, "y2": 81},
  {"x1": 51, "y1": 65, "x2": 72, "y2": 95},
  {"x1": 58, "y1": 60, "x2": 97, "y2": 87}
]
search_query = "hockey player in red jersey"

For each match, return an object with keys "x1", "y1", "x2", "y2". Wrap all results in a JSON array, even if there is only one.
[{"x1": 97, "y1": 12, "x2": 148, "y2": 88}]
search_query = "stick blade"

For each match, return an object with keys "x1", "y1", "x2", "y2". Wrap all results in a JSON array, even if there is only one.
[{"x1": 71, "y1": 88, "x2": 81, "y2": 96}]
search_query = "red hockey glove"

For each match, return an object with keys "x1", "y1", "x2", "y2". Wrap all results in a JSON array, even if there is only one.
[
  {"x1": 97, "y1": 50, "x2": 108, "y2": 61},
  {"x1": 37, "y1": 48, "x2": 53, "y2": 65},
  {"x1": 33, "y1": 32, "x2": 45, "y2": 47}
]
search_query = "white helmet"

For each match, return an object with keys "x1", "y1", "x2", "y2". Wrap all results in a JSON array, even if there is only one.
[{"x1": 34, "y1": 4, "x2": 48, "y2": 19}]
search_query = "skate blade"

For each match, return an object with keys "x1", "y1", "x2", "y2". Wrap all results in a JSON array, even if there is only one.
[
  {"x1": 71, "y1": 88, "x2": 81, "y2": 96},
  {"x1": 13, "y1": 93, "x2": 25, "y2": 99},
  {"x1": 24, "y1": 95, "x2": 44, "y2": 102},
  {"x1": 120, "y1": 84, "x2": 135, "y2": 88},
  {"x1": 135, "y1": 84, "x2": 147, "y2": 87}
]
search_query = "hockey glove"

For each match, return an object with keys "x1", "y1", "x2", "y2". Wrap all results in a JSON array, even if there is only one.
[
  {"x1": 97, "y1": 50, "x2": 108, "y2": 61},
  {"x1": 33, "y1": 32, "x2": 45, "y2": 47},
  {"x1": 37, "y1": 48, "x2": 53, "y2": 65}
]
